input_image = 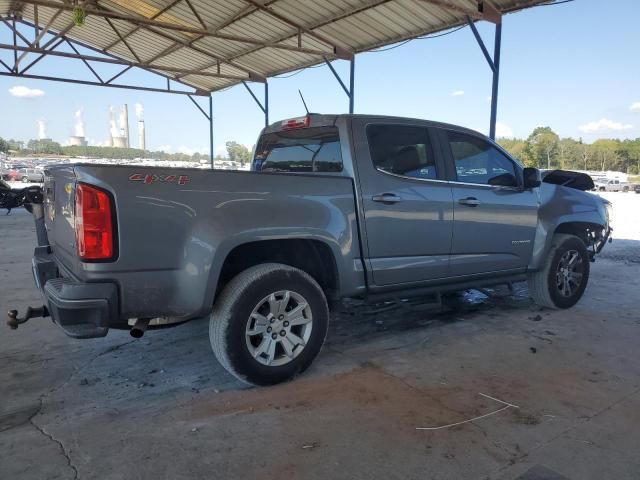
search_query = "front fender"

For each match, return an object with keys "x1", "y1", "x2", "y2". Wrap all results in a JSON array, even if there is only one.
[{"x1": 529, "y1": 184, "x2": 607, "y2": 270}]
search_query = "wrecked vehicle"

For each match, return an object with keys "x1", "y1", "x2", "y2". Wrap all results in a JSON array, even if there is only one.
[{"x1": 9, "y1": 114, "x2": 612, "y2": 385}]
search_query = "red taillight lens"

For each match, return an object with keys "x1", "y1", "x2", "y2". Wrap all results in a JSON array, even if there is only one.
[{"x1": 75, "y1": 183, "x2": 114, "y2": 261}]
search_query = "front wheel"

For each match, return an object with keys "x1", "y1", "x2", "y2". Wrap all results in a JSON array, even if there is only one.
[
  {"x1": 209, "y1": 263, "x2": 329, "y2": 386},
  {"x1": 527, "y1": 234, "x2": 590, "y2": 309},
  {"x1": 22, "y1": 177, "x2": 29, "y2": 183}
]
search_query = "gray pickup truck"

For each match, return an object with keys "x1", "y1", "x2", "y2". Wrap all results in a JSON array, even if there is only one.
[{"x1": 10, "y1": 114, "x2": 612, "y2": 385}]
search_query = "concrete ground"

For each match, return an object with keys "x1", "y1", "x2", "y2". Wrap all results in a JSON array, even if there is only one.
[{"x1": 1, "y1": 193, "x2": 639, "y2": 480}]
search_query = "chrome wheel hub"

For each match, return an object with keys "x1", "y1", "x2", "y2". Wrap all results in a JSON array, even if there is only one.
[
  {"x1": 555, "y1": 249, "x2": 584, "y2": 297},
  {"x1": 245, "y1": 290, "x2": 313, "y2": 366}
]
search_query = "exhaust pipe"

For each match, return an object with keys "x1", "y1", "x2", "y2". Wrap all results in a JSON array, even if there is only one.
[{"x1": 130, "y1": 318, "x2": 150, "y2": 338}]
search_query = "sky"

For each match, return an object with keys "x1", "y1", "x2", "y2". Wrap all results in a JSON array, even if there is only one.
[{"x1": 1, "y1": 0, "x2": 639, "y2": 156}]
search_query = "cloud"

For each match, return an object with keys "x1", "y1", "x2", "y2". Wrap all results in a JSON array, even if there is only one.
[
  {"x1": 9, "y1": 85, "x2": 45, "y2": 98},
  {"x1": 630, "y1": 102, "x2": 640, "y2": 113},
  {"x1": 495, "y1": 122, "x2": 514, "y2": 138},
  {"x1": 578, "y1": 118, "x2": 633, "y2": 134},
  {"x1": 176, "y1": 145, "x2": 207, "y2": 156},
  {"x1": 451, "y1": 90, "x2": 465, "y2": 97}
]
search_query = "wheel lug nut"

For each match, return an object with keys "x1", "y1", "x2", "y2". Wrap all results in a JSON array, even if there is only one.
[
  {"x1": 283, "y1": 321, "x2": 289, "y2": 327},
  {"x1": 280, "y1": 330, "x2": 286, "y2": 336},
  {"x1": 278, "y1": 315, "x2": 284, "y2": 320},
  {"x1": 271, "y1": 333, "x2": 277, "y2": 340},
  {"x1": 270, "y1": 318, "x2": 275, "y2": 323},
  {"x1": 267, "y1": 327, "x2": 272, "y2": 333}
]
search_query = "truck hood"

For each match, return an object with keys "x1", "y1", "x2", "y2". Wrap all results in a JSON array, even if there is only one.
[{"x1": 541, "y1": 169, "x2": 594, "y2": 191}]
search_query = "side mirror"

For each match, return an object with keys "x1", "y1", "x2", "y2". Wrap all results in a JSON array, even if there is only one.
[{"x1": 523, "y1": 167, "x2": 541, "y2": 189}]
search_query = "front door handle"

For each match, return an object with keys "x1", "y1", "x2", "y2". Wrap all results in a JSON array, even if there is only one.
[
  {"x1": 458, "y1": 197, "x2": 480, "y2": 207},
  {"x1": 372, "y1": 193, "x2": 402, "y2": 204}
]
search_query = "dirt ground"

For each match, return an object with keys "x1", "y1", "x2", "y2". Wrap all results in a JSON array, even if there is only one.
[{"x1": 1, "y1": 192, "x2": 639, "y2": 480}]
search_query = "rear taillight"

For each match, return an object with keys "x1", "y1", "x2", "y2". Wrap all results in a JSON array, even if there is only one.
[
  {"x1": 281, "y1": 116, "x2": 310, "y2": 130},
  {"x1": 75, "y1": 183, "x2": 115, "y2": 261}
]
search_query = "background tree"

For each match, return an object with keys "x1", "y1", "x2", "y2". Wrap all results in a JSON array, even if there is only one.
[
  {"x1": 591, "y1": 139, "x2": 620, "y2": 171},
  {"x1": 226, "y1": 141, "x2": 251, "y2": 165},
  {"x1": 577, "y1": 142, "x2": 593, "y2": 170},
  {"x1": 558, "y1": 138, "x2": 580, "y2": 170},
  {"x1": 498, "y1": 138, "x2": 533, "y2": 166},
  {"x1": 0, "y1": 137, "x2": 8, "y2": 153},
  {"x1": 527, "y1": 127, "x2": 559, "y2": 169}
]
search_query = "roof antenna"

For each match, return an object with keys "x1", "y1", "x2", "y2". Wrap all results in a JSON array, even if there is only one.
[{"x1": 298, "y1": 89, "x2": 310, "y2": 115}]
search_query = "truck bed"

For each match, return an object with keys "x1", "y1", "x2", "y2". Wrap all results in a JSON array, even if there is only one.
[{"x1": 44, "y1": 164, "x2": 363, "y2": 321}]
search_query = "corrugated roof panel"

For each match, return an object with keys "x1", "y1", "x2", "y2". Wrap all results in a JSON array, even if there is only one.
[{"x1": 2, "y1": 0, "x2": 552, "y2": 92}]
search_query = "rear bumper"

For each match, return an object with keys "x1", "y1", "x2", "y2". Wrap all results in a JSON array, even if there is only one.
[{"x1": 33, "y1": 247, "x2": 118, "y2": 339}]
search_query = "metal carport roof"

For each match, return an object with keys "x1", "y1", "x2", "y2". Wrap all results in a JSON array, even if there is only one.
[
  {"x1": 2, "y1": 0, "x2": 551, "y2": 93},
  {"x1": 0, "y1": 0, "x2": 562, "y2": 162}
]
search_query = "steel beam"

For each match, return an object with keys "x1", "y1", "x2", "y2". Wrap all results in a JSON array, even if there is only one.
[
  {"x1": 15, "y1": 8, "x2": 61, "y2": 68},
  {"x1": 66, "y1": 39, "x2": 103, "y2": 83},
  {"x1": 349, "y1": 57, "x2": 355, "y2": 114},
  {"x1": 324, "y1": 57, "x2": 355, "y2": 113},
  {"x1": 466, "y1": 16, "x2": 502, "y2": 140},
  {"x1": 489, "y1": 22, "x2": 502, "y2": 140},
  {"x1": 466, "y1": 16, "x2": 494, "y2": 71},
  {"x1": 242, "y1": 80, "x2": 269, "y2": 126},
  {"x1": 0, "y1": 70, "x2": 204, "y2": 95},
  {"x1": 264, "y1": 81, "x2": 269, "y2": 126},
  {"x1": 15, "y1": 17, "x2": 208, "y2": 92},
  {"x1": 209, "y1": 95, "x2": 214, "y2": 169},
  {"x1": 0, "y1": 43, "x2": 251, "y2": 80},
  {"x1": 19, "y1": 37, "x2": 64, "y2": 74}
]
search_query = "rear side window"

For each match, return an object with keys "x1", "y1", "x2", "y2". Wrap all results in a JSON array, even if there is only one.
[
  {"x1": 367, "y1": 125, "x2": 437, "y2": 180},
  {"x1": 253, "y1": 126, "x2": 342, "y2": 173},
  {"x1": 447, "y1": 131, "x2": 518, "y2": 186}
]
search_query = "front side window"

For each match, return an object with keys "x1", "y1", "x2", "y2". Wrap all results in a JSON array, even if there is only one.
[
  {"x1": 447, "y1": 131, "x2": 519, "y2": 187},
  {"x1": 253, "y1": 127, "x2": 342, "y2": 173},
  {"x1": 367, "y1": 125, "x2": 437, "y2": 180}
]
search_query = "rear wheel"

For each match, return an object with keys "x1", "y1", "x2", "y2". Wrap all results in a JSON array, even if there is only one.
[
  {"x1": 22, "y1": 177, "x2": 29, "y2": 183},
  {"x1": 209, "y1": 263, "x2": 329, "y2": 386},
  {"x1": 527, "y1": 234, "x2": 590, "y2": 309}
]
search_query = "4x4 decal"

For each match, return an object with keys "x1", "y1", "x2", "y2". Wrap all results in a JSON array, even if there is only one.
[{"x1": 129, "y1": 173, "x2": 190, "y2": 185}]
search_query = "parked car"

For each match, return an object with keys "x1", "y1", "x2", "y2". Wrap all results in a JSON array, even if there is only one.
[
  {"x1": 634, "y1": 184, "x2": 640, "y2": 194},
  {"x1": 2, "y1": 168, "x2": 24, "y2": 181},
  {"x1": 594, "y1": 179, "x2": 629, "y2": 192},
  {"x1": 12, "y1": 114, "x2": 612, "y2": 386},
  {"x1": 18, "y1": 168, "x2": 44, "y2": 183}
]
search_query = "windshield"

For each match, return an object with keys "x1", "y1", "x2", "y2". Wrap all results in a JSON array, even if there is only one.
[{"x1": 252, "y1": 126, "x2": 342, "y2": 173}]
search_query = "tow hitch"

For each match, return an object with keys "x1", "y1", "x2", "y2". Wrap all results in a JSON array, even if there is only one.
[{"x1": 7, "y1": 305, "x2": 50, "y2": 329}]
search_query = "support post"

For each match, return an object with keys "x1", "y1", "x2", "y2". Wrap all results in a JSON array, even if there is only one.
[
  {"x1": 324, "y1": 57, "x2": 356, "y2": 114},
  {"x1": 489, "y1": 22, "x2": 501, "y2": 140},
  {"x1": 467, "y1": 15, "x2": 502, "y2": 140},
  {"x1": 241, "y1": 80, "x2": 268, "y2": 126},
  {"x1": 348, "y1": 57, "x2": 355, "y2": 114},
  {"x1": 12, "y1": 17, "x2": 17, "y2": 72},
  {"x1": 264, "y1": 80, "x2": 269, "y2": 126},
  {"x1": 209, "y1": 94, "x2": 214, "y2": 169}
]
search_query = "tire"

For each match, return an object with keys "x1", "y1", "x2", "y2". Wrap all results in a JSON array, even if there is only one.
[
  {"x1": 527, "y1": 234, "x2": 590, "y2": 309},
  {"x1": 22, "y1": 177, "x2": 29, "y2": 183},
  {"x1": 209, "y1": 263, "x2": 329, "y2": 386}
]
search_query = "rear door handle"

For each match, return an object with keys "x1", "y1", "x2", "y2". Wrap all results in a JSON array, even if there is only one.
[
  {"x1": 458, "y1": 197, "x2": 480, "y2": 207},
  {"x1": 372, "y1": 193, "x2": 402, "y2": 204}
]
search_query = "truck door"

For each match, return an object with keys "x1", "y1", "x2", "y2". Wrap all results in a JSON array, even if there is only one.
[
  {"x1": 351, "y1": 119, "x2": 454, "y2": 286},
  {"x1": 438, "y1": 128, "x2": 539, "y2": 277}
]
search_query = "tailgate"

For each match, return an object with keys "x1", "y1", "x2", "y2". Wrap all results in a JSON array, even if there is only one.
[{"x1": 44, "y1": 165, "x2": 78, "y2": 271}]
